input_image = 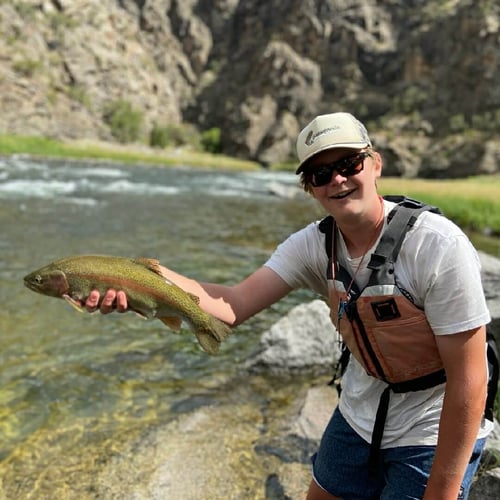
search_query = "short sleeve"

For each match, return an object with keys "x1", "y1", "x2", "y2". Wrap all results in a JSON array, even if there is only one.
[
  {"x1": 264, "y1": 222, "x2": 329, "y2": 297},
  {"x1": 397, "y1": 212, "x2": 491, "y2": 335}
]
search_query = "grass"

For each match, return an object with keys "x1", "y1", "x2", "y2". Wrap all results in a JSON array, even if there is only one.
[
  {"x1": 0, "y1": 134, "x2": 260, "y2": 171},
  {"x1": 379, "y1": 176, "x2": 500, "y2": 238}
]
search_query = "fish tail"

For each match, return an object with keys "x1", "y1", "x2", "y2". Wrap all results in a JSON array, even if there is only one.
[
  {"x1": 194, "y1": 317, "x2": 232, "y2": 355},
  {"x1": 194, "y1": 331, "x2": 221, "y2": 355},
  {"x1": 208, "y1": 317, "x2": 232, "y2": 342}
]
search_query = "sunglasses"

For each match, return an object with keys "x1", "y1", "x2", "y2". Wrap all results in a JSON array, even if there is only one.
[{"x1": 307, "y1": 152, "x2": 370, "y2": 187}]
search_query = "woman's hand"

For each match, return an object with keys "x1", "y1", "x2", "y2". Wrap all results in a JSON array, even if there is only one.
[{"x1": 85, "y1": 289, "x2": 128, "y2": 314}]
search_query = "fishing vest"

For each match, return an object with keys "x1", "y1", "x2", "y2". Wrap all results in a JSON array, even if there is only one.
[{"x1": 319, "y1": 195, "x2": 499, "y2": 467}]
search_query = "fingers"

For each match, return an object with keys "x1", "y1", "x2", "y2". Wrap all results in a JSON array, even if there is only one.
[
  {"x1": 86, "y1": 290, "x2": 100, "y2": 312},
  {"x1": 115, "y1": 290, "x2": 128, "y2": 313},
  {"x1": 85, "y1": 289, "x2": 128, "y2": 314},
  {"x1": 100, "y1": 289, "x2": 117, "y2": 314}
]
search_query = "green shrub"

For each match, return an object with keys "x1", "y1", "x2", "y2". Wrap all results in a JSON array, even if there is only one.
[
  {"x1": 449, "y1": 114, "x2": 467, "y2": 133},
  {"x1": 201, "y1": 127, "x2": 222, "y2": 154},
  {"x1": 162, "y1": 124, "x2": 189, "y2": 147},
  {"x1": 149, "y1": 123, "x2": 169, "y2": 148},
  {"x1": 394, "y1": 85, "x2": 429, "y2": 114},
  {"x1": 149, "y1": 123, "x2": 202, "y2": 149},
  {"x1": 103, "y1": 100, "x2": 143, "y2": 143}
]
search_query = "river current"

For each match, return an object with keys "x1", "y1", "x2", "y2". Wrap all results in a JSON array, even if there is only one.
[{"x1": 0, "y1": 156, "x2": 323, "y2": 494}]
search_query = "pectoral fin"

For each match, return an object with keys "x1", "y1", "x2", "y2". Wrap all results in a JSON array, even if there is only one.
[
  {"x1": 63, "y1": 294, "x2": 84, "y2": 313},
  {"x1": 159, "y1": 316, "x2": 182, "y2": 331}
]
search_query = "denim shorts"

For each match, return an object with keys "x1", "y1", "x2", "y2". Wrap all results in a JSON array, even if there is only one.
[{"x1": 312, "y1": 408, "x2": 485, "y2": 500}]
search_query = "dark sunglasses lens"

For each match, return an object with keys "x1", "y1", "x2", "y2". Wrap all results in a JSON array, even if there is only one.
[
  {"x1": 311, "y1": 153, "x2": 367, "y2": 187},
  {"x1": 312, "y1": 166, "x2": 334, "y2": 187},
  {"x1": 337, "y1": 156, "x2": 365, "y2": 177}
]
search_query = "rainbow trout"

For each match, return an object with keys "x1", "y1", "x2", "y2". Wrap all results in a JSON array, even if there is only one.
[{"x1": 23, "y1": 255, "x2": 232, "y2": 354}]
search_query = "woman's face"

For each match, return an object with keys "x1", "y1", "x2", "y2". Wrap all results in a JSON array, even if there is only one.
[{"x1": 307, "y1": 148, "x2": 382, "y2": 223}]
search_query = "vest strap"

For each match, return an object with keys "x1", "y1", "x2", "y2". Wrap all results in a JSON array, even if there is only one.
[
  {"x1": 389, "y1": 368, "x2": 446, "y2": 393},
  {"x1": 369, "y1": 386, "x2": 391, "y2": 471},
  {"x1": 368, "y1": 368, "x2": 447, "y2": 471}
]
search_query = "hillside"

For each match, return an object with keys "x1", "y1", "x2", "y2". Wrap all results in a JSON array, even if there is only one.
[{"x1": 0, "y1": 0, "x2": 498, "y2": 177}]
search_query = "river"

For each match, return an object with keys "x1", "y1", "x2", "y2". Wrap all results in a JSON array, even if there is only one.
[{"x1": 0, "y1": 156, "x2": 325, "y2": 497}]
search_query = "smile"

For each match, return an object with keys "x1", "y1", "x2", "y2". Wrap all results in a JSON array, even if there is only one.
[{"x1": 330, "y1": 190, "x2": 354, "y2": 199}]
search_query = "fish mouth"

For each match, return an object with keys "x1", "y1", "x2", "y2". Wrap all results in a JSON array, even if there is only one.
[{"x1": 23, "y1": 278, "x2": 40, "y2": 292}]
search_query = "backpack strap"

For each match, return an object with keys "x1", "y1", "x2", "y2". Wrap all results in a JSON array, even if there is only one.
[
  {"x1": 367, "y1": 197, "x2": 441, "y2": 279},
  {"x1": 485, "y1": 329, "x2": 499, "y2": 421},
  {"x1": 319, "y1": 215, "x2": 334, "y2": 277}
]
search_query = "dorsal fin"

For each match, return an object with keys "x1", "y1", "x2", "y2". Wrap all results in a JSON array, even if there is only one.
[{"x1": 132, "y1": 258, "x2": 163, "y2": 277}]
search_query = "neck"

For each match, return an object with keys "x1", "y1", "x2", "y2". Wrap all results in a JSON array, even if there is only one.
[{"x1": 338, "y1": 198, "x2": 384, "y2": 258}]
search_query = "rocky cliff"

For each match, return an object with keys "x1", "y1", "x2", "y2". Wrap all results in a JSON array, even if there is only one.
[{"x1": 0, "y1": 0, "x2": 498, "y2": 177}]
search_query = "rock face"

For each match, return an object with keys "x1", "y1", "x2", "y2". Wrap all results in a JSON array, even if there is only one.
[{"x1": 0, "y1": 0, "x2": 498, "y2": 175}]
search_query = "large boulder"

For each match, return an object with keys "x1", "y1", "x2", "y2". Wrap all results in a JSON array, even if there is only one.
[{"x1": 245, "y1": 299, "x2": 342, "y2": 375}]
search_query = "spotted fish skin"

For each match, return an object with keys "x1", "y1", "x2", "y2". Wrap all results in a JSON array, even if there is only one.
[{"x1": 23, "y1": 255, "x2": 232, "y2": 354}]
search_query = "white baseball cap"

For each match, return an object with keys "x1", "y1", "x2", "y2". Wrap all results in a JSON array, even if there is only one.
[{"x1": 295, "y1": 112, "x2": 372, "y2": 174}]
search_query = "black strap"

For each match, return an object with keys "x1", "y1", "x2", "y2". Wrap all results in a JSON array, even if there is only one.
[
  {"x1": 368, "y1": 367, "x2": 447, "y2": 472},
  {"x1": 369, "y1": 386, "x2": 391, "y2": 471},
  {"x1": 389, "y1": 369, "x2": 446, "y2": 393},
  {"x1": 485, "y1": 330, "x2": 499, "y2": 421},
  {"x1": 320, "y1": 215, "x2": 335, "y2": 280}
]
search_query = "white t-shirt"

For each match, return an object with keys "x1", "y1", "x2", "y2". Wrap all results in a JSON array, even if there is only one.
[{"x1": 265, "y1": 199, "x2": 493, "y2": 447}]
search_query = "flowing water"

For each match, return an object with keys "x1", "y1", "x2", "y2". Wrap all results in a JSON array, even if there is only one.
[{"x1": 0, "y1": 156, "x2": 323, "y2": 496}]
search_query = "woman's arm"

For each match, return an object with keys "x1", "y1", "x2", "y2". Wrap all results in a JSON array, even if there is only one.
[
  {"x1": 423, "y1": 325, "x2": 488, "y2": 499},
  {"x1": 85, "y1": 265, "x2": 294, "y2": 327}
]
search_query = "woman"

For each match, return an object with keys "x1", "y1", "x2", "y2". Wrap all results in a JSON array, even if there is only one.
[{"x1": 86, "y1": 112, "x2": 492, "y2": 499}]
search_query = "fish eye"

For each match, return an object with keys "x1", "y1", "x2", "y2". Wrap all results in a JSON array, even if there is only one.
[{"x1": 35, "y1": 275, "x2": 43, "y2": 284}]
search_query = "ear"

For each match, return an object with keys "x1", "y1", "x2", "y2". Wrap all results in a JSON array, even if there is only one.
[{"x1": 372, "y1": 151, "x2": 383, "y2": 179}]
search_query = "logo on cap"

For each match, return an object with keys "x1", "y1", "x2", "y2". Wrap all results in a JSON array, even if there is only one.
[{"x1": 304, "y1": 126, "x2": 340, "y2": 146}]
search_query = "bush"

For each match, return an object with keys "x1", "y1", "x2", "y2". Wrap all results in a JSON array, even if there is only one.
[
  {"x1": 201, "y1": 127, "x2": 222, "y2": 154},
  {"x1": 149, "y1": 123, "x2": 199, "y2": 148},
  {"x1": 103, "y1": 100, "x2": 143, "y2": 143},
  {"x1": 449, "y1": 114, "x2": 467, "y2": 133},
  {"x1": 163, "y1": 124, "x2": 191, "y2": 147},
  {"x1": 149, "y1": 123, "x2": 169, "y2": 148}
]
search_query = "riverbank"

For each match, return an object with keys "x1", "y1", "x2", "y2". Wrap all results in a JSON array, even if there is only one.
[{"x1": 0, "y1": 135, "x2": 261, "y2": 171}]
